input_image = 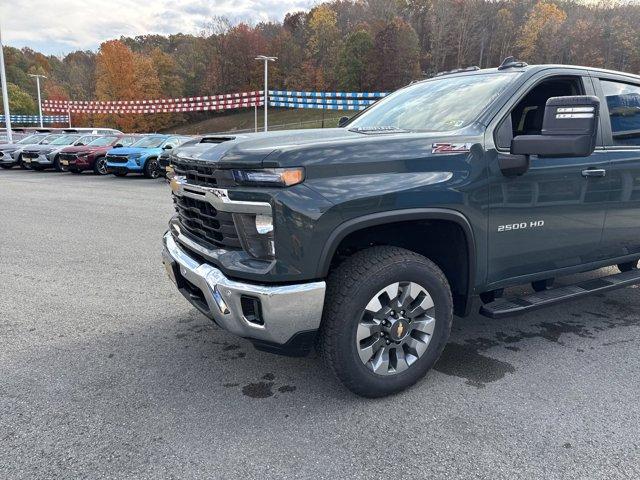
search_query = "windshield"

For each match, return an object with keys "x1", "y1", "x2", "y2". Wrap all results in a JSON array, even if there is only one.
[
  {"x1": 18, "y1": 134, "x2": 46, "y2": 144},
  {"x1": 131, "y1": 136, "x2": 165, "y2": 148},
  {"x1": 40, "y1": 134, "x2": 64, "y2": 145},
  {"x1": 74, "y1": 135, "x2": 97, "y2": 145},
  {"x1": 49, "y1": 135, "x2": 81, "y2": 146},
  {"x1": 87, "y1": 136, "x2": 118, "y2": 146},
  {"x1": 348, "y1": 72, "x2": 519, "y2": 132}
]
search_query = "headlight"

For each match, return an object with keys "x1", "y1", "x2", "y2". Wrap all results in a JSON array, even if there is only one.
[
  {"x1": 232, "y1": 167, "x2": 304, "y2": 187},
  {"x1": 233, "y1": 213, "x2": 275, "y2": 260}
]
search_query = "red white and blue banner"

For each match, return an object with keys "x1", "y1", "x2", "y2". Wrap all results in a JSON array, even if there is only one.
[{"x1": 42, "y1": 90, "x2": 388, "y2": 114}]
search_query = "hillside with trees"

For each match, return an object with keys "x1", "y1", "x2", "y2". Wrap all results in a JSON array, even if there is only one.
[{"x1": 2, "y1": 0, "x2": 640, "y2": 131}]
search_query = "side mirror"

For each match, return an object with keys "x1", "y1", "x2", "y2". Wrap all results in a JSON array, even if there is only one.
[
  {"x1": 113, "y1": 143, "x2": 123, "y2": 148},
  {"x1": 338, "y1": 116, "x2": 350, "y2": 127},
  {"x1": 75, "y1": 143, "x2": 84, "y2": 146},
  {"x1": 163, "y1": 144, "x2": 173, "y2": 150},
  {"x1": 511, "y1": 95, "x2": 599, "y2": 158}
]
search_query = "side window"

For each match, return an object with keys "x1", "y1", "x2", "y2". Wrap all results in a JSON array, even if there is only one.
[{"x1": 601, "y1": 80, "x2": 640, "y2": 147}]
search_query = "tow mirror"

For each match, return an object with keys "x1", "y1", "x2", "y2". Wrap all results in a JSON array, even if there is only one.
[
  {"x1": 511, "y1": 95, "x2": 599, "y2": 158},
  {"x1": 338, "y1": 116, "x2": 350, "y2": 127}
]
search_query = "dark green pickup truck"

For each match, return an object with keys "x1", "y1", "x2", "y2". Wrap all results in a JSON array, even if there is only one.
[{"x1": 162, "y1": 60, "x2": 640, "y2": 397}]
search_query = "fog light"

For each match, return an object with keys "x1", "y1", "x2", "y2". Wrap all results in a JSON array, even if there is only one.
[{"x1": 255, "y1": 214, "x2": 273, "y2": 234}]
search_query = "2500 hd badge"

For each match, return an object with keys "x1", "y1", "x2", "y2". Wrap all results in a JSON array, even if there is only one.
[{"x1": 498, "y1": 220, "x2": 545, "y2": 232}]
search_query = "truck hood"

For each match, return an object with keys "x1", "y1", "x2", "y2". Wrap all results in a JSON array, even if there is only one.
[{"x1": 171, "y1": 127, "x2": 481, "y2": 168}]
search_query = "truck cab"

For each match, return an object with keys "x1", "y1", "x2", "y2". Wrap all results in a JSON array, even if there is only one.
[{"x1": 162, "y1": 62, "x2": 640, "y2": 397}]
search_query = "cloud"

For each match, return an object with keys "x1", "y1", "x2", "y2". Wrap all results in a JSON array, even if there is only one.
[{"x1": 1, "y1": 0, "x2": 315, "y2": 55}]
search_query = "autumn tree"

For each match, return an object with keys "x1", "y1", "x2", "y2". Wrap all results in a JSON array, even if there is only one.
[
  {"x1": 306, "y1": 5, "x2": 342, "y2": 89},
  {"x1": 370, "y1": 18, "x2": 421, "y2": 90},
  {"x1": 517, "y1": 1, "x2": 567, "y2": 64}
]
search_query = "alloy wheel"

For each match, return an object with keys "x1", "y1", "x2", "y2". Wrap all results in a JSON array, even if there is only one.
[
  {"x1": 356, "y1": 281, "x2": 436, "y2": 376},
  {"x1": 96, "y1": 158, "x2": 108, "y2": 175}
]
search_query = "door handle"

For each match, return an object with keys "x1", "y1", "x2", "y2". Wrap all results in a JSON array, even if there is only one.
[{"x1": 582, "y1": 168, "x2": 606, "y2": 178}]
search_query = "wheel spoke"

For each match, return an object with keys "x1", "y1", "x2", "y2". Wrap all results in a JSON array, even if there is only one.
[
  {"x1": 407, "y1": 292, "x2": 434, "y2": 318},
  {"x1": 358, "y1": 337, "x2": 385, "y2": 364},
  {"x1": 356, "y1": 320, "x2": 381, "y2": 342},
  {"x1": 410, "y1": 316, "x2": 436, "y2": 336},
  {"x1": 392, "y1": 347, "x2": 409, "y2": 373},
  {"x1": 405, "y1": 335, "x2": 429, "y2": 357},
  {"x1": 369, "y1": 345, "x2": 390, "y2": 375}
]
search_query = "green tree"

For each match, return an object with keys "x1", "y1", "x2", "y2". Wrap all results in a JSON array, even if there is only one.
[
  {"x1": 337, "y1": 30, "x2": 374, "y2": 90},
  {"x1": 0, "y1": 83, "x2": 37, "y2": 114}
]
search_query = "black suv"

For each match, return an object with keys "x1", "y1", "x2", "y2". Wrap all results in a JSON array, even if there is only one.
[{"x1": 163, "y1": 61, "x2": 640, "y2": 397}]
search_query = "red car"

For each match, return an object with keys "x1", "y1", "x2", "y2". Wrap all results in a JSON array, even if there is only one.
[{"x1": 59, "y1": 134, "x2": 139, "y2": 175}]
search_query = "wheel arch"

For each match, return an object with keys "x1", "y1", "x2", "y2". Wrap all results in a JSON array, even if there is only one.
[{"x1": 318, "y1": 209, "x2": 477, "y2": 316}]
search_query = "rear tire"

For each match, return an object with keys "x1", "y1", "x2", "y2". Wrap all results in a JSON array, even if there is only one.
[
  {"x1": 319, "y1": 246, "x2": 453, "y2": 398},
  {"x1": 143, "y1": 158, "x2": 160, "y2": 179},
  {"x1": 618, "y1": 260, "x2": 639, "y2": 272},
  {"x1": 93, "y1": 156, "x2": 108, "y2": 175}
]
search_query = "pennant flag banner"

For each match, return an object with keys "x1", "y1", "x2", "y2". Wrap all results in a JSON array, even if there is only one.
[
  {"x1": 0, "y1": 115, "x2": 69, "y2": 124},
  {"x1": 41, "y1": 90, "x2": 389, "y2": 114}
]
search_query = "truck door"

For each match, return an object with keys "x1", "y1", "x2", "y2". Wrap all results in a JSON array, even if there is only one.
[
  {"x1": 486, "y1": 73, "x2": 609, "y2": 286},
  {"x1": 593, "y1": 76, "x2": 640, "y2": 258}
]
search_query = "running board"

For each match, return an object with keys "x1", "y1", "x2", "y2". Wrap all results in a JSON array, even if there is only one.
[{"x1": 480, "y1": 269, "x2": 640, "y2": 319}]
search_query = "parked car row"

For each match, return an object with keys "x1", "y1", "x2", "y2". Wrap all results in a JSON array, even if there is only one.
[{"x1": 0, "y1": 128, "x2": 192, "y2": 179}]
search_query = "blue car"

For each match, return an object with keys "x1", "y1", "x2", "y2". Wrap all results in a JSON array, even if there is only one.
[{"x1": 105, "y1": 134, "x2": 191, "y2": 178}]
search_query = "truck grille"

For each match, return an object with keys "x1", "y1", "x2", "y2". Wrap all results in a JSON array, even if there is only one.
[
  {"x1": 22, "y1": 151, "x2": 39, "y2": 158},
  {"x1": 174, "y1": 195, "x2": 241, "y2": 250},
  {"x1": 59, "y1": 153, "x2": 77, "y2": 161},
  {"x1": 172, "y1": 158, "x2": 237, "y2": 188},
  {"x1": 106, "y1": 154, "x2": 128, "y2": 163}
]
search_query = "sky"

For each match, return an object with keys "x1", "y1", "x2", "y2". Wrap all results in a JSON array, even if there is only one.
[{"x1": 1, "y1": 0, "x2": 316, "y2": 55}]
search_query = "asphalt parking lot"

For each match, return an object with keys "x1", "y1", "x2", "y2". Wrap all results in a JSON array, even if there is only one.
[{"x1": 1, "y1": 168, "x2": 639, "y2": 479}]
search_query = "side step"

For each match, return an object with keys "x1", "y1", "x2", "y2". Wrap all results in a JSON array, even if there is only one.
[{"x1": 480, "y1": 269, "x2": 640, "y2": 319}]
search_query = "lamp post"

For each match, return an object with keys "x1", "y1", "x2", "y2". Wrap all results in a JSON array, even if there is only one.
[
  {"x1": 28, "y1": 74, "x2": 47, "y2": 127},
  {"x1": 255, "y1": 55, "x2": 276, "y2": 132},
  {"x1": 0, "y1": 24, "x2": 12, "y2": 143}
]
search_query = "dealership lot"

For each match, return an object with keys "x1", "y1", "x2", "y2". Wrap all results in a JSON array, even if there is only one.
[{"x1": 1, "y1": 169, "x2": 639, "y2": 479}]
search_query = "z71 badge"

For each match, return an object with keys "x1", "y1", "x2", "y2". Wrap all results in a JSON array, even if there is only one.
[{"x1": 432, "y1": 143, "x2": 473, "y2": 154}]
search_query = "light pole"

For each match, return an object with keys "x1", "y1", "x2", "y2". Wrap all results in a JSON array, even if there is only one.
[
  {"x1": 255, "y1": 55, "x2": 276, "y2": 132},
  {"x1": 28, "y1": 73, "x2": 47, "y2": 127},
  {"x1": 0, "y1": 24, "x2": 12, "y2": 143}
]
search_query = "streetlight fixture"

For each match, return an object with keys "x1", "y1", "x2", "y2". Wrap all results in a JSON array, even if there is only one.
[
  {"x1": 28, "y1": 73, "x2": 47, "y2": 127},
  {"x1": 0, "y1": 24, "x2": 12, "y2": 143},
  {"x1": 255, "y1": 55, "x2": 277, "y2": 132}
]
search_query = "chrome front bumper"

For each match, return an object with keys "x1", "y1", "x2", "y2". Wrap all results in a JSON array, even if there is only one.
[{"x1": 162, "y1": 231, "x2": 326, "y2": 348}]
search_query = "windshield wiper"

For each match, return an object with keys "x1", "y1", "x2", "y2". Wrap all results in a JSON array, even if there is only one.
[{"x1": 348, "y1": 126, "x2": 410, "y2": 134}]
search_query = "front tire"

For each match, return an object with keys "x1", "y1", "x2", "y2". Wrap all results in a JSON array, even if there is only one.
[
  {"x1": 143, "y1": 158, "x2": 160, "y2": 179},
  {"x1": 93, "y1": 156, "x2": 108, "y2": 175},
  {"x1": 319, "y1": 246, "x2": 452, "y2": 398}
]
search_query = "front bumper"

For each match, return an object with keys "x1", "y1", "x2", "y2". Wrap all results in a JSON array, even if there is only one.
[
  {"x1": 106, "y1": 157, "x2": 143, "y2": 173},
  {"x1": 23, "y1": 154, "x2": 53, "y2": 166},
  {"x1": 162, "y1": 231, "x2": 326, "y2": 355}
]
